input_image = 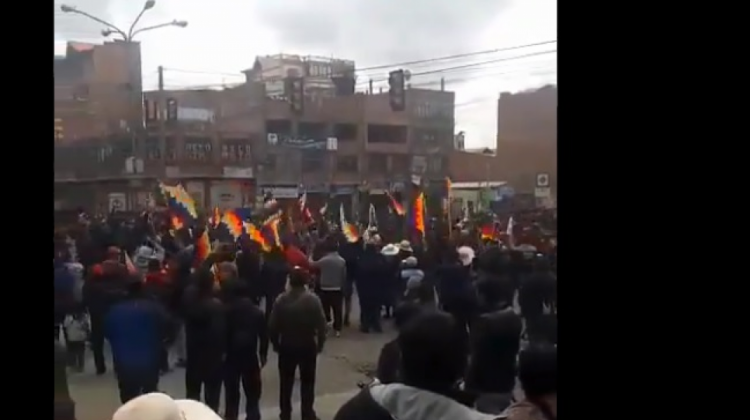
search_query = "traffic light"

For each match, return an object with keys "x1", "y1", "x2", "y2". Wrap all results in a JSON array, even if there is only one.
[
  {"x1": 388, "y1": 69, "x2": 406, "y2": 112},
  {"x1": 166, "y1": 98, "x2": 178, "y2": 121},
  {"x1": 286, "y1": 77, "x2": 304, "y2": 115}
]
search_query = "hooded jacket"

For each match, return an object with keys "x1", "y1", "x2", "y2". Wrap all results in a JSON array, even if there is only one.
[{"x1": 333, "y1": 383, "x2": 501, "y2": 420}]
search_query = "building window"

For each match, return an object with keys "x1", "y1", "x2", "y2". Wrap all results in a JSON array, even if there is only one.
[
  {"x1": 392, "y1": 154, "x2": 410, "y2": 174},
  {"x1": 368, "y1": 154, "x2": 388, "y2": 173},
  {"x1": 367, "y1": 124, "x2": 407, "y2": 144},
  {"x1": 184, "y1": 138, "x2": 212, "y2": 161},
  {"x1": 333, "y1": 123, "x2": 358, "y2": 142},
  {"x1": 411, "y1": 155, "x2": 427, "y2": 174},
  {"x1": 96, "y1": 145, "x2": 113, "y2": 162},
  {"x1": 145, "y1": 137, "x2": 161, "y2": 160},
  {"x1": 301, "y1": 153, "x2": 323, "y2": 173},
  {"x1": 263, "y1": 155, "x2": 276, "y2": 172},
  {"x1": 415, "y1": 101, "x2": 453, "y2": 120},
  {"x1": 221, "y1": 139, "x2": 252, "y2": 163},
  {"x1": 429, "y1": 156, "x2": 443, "y2": 172},
  {"x1": 165, "y1": 137, "x2": 177, "y2": 161},
  {"x1": 336, "y1": 156, "x2": 358, "y2": 172}
]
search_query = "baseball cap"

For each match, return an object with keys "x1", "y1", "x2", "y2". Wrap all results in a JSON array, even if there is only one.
[{"x1": 112, "y1": 393, "x2": 221, "y2": 420}]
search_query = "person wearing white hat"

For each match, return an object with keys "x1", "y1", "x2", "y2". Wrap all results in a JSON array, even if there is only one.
[
  {"x1": 380, "y1": 244, "x2": 400, "y2": 257},
  {"x1": 457, "y1": 246, "x2": 476, "y2": 267},
  {"x1": 112, "y1": 392, "x2": 222, "y2": 420},
  {"x1": 397, "y1": 240, "x2": 413, "y2": 254}
]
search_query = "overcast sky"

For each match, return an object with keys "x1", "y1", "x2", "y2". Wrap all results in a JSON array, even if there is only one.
[{"x1": 54, "y1": 0, "x2": 556, "y2": 149}]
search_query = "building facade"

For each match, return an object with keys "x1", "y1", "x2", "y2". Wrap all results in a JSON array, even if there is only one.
[
  {"x1": 54, "y1": 40, "x2": 143, "y2": 143},
  {"x1": 448, "y1": 85, "x2": 557, "y2": 196},
  {"x1": 55, "y1": 65, "x2": 456, "y2": 213}
]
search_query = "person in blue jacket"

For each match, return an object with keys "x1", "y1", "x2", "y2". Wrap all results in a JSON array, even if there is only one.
[{"x1": 105, "y1": 275, "x2": 169, "y2": 403}]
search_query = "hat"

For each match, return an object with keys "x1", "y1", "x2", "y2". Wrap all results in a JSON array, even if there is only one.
[
  {"x1": 398, "y1": 240, "x2": 413, "y2": 253},
  {"x1": 112, "y1": 393, "x2": 222, "y2": 420},
  {"x1": 381, "y1": 244, "x2": 400, "y2": 256},
  {"x1": 457, "y1": 246, "x2": 475, "y2": 266},
  {"x1": 402, "y1": 256, "x2": 418, "y2": 267}
]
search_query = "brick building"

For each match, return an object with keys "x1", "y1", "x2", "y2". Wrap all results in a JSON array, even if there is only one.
[
  {"x1": 54, "y1": 40, "x2": 143, "y2": 142},
  {"x1": 448, "y1": 85, "x2": 557, "y2": 195},
  {"x1": 55, "y1": 51, "x2": 456, "y2": 213}
]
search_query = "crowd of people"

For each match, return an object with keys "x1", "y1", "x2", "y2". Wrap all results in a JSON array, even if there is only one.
[{"x1": 54, "y1": 207, "x2": 557, "y2": 420}]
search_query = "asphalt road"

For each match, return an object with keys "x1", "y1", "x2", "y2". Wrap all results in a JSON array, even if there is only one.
[{"x1": 68, "y1": 297, "x2": 394, "y2": 420}]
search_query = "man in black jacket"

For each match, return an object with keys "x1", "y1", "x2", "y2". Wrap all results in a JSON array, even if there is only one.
[
  {"x1": 334, "y1": 311, "x2": 497, "y2": 420},
  {"x1": 183, "y1": 268, "x2": 226, "y2": 412},
  {"x1": 466, "y1": 275, "x2": 522, "y2": 414},
  {"x1": 519, "y1": 257, "x2": 557, "y2": 345},
  {"x1": 375, "y1": 302, "x2": 422, "y2": 384},
  {"x1": 222, "y1": 275, "x2": 268, "y2": 420},
  {"x1": 269, "y1": 267, "x2": 327, "y2": 420}
]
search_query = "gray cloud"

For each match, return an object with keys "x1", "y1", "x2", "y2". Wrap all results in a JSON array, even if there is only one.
[{"x1": 252, "y1": 0, "x2": 510, "y2": 72}]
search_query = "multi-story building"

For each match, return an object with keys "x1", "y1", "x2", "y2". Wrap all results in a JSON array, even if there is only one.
[
  {"x1": 55, "y1": 53, "x2": 456, "y2": 214},
  {"x1": 54, "y1": 40, "x2": 143, "y2": 143},
  {"x1": 448, "y1": 84, "x2": 557, "y2": 198}
]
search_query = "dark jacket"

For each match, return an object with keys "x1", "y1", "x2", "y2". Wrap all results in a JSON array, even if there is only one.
[
  {"x1": 518, "y1": 271, "x2": 556, "y2": 320},
  {"x1": 268, "y1": 288, "x2": 327, "y2": 350},
  {"x1": 104, "y1": 296, "x2": 168, "y2": 369},
  {"x1": 236, "y1": 251, "x2": 262, "y2": 299},
  {"x1": 465, "y1": 305, "x2": 522, "y2": 394},
  {"x1": 356, "y1": 249, "x2": 389, "y2": 300},
  {"x1": 375, "y1": 339, "x2": 400, "y2": 384},
  {"x1": 436, "y1": 263, "x2": 476, "y2": 305},
  {"x1": 334, "y1": 384, "x2": 499, "y2": 420},
  {"x1": 224, "y1": 294, "x2": 269, "y2": 366},
  {"x1": 184, "y1": 294, "x2": 226, "y2": 362},
  {"x1": 259, "y1": 257, "x2": 290, "y2": 298}
]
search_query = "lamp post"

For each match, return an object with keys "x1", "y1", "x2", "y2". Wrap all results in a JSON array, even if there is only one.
[
  {"x1": 59, "y1": 1, "x2": 188, "y2": 42},
  {"x1": 59, "y1": 1, "x2": 187, "y2": 177}
]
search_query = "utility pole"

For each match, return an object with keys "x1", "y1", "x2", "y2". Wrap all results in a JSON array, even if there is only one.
[{"x1": 157, "y1": 65, "x2": 166, "y2": 176}]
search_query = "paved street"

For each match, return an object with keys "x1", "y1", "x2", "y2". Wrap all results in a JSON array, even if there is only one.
[{"x1": 69, "y1": 299, "x2": 394, "y2": 420}]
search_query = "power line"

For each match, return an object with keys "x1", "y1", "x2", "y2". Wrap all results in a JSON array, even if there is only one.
[
  {"x1": 161, "y1": 60, "x2": 556, "y2": 92},
  {"x1": 397, "y1": 50, "x2": 555, "y2": 79},
  {"x1": 159, "y1": 40, "x2": 557, "y2": 83},
  {"x1": 355, "y1": 50, "x2": 556, "y2": 87},
  {"x1": 172, "y1": 50, "x2": 555, "y2": 89},
  {"x1": 410, "y1": 66, "x2": 557, "y2": 89},
  {"x1": 354, "y1": 40, "x2": 556, "y2": 73}
]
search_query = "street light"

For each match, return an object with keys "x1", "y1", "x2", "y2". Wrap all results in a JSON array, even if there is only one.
[
  {"x1": 59, "y1": 1, "x2": 186, "y2": 172},
  {"x1": 59, "y1": 1, "x2": 187, "y2": 42}
]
